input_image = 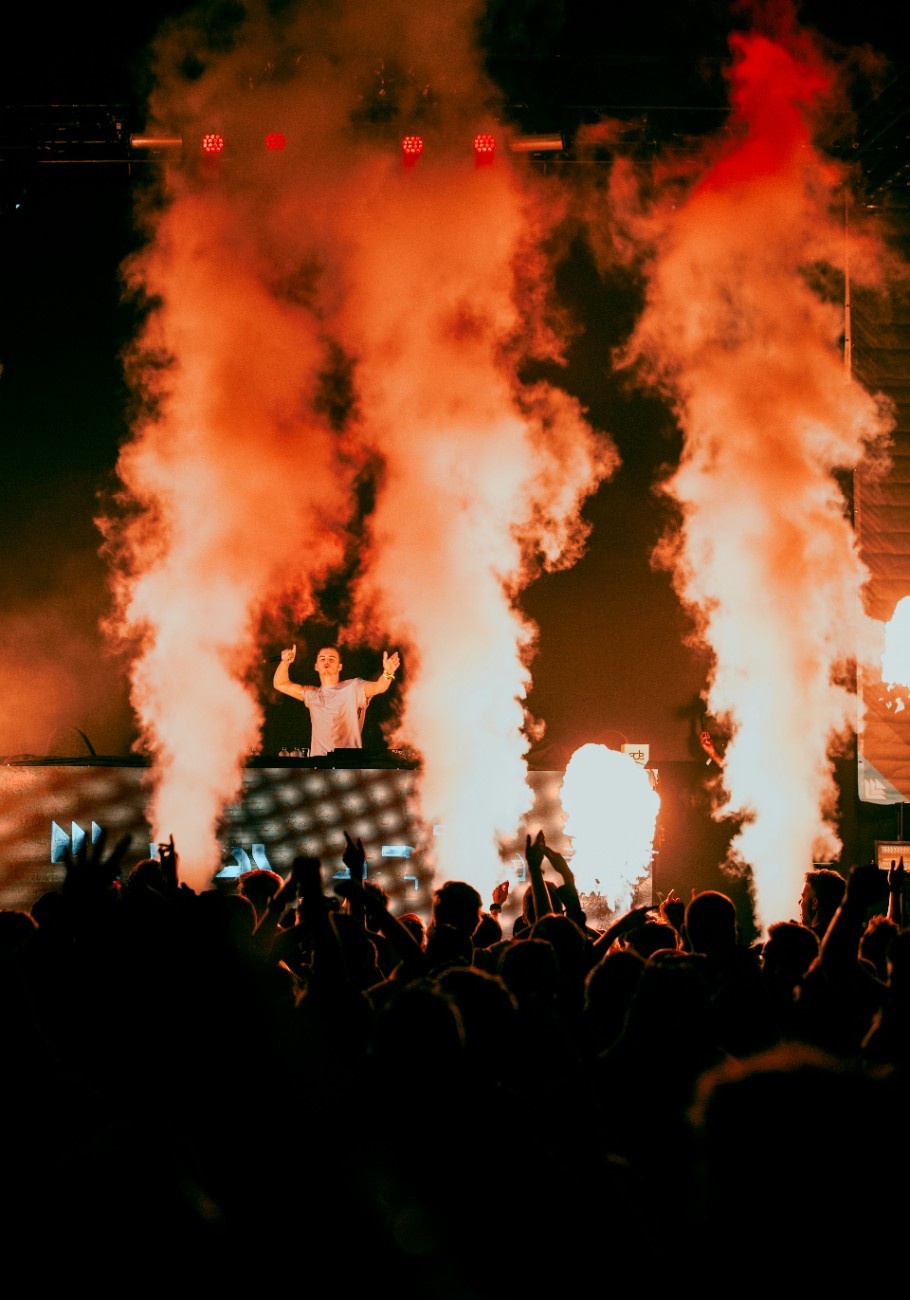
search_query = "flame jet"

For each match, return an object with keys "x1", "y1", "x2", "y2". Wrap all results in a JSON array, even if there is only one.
[
  {"x1": 99, "y1": 0, "x2": 616, "y2": 891},
  {"x1": 601, "y1": 15, "x2": 897, "y2": 932},
  {"x1": 561, "y1": 744, "x2": 660, "y2": 908}
]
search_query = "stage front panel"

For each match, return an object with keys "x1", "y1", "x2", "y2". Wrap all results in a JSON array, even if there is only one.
[{"x1": 0, "y1": 762, "x2": 568, "y2": 912}]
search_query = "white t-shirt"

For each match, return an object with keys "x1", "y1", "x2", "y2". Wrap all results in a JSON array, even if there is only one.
[{"x1": 303, "y1": 678, "x2": 368, "y2": 756}]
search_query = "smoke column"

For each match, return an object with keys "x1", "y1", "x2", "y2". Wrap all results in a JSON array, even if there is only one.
[
  {"x1": 340, "y1": 181, "x2": 614, "y2": 889},
  {"x1": 599, "y1": 10, "x2": 896, "y2": 932},
  {"x1": 99, "y1": 0, "x2": 615, "y2": 891}
]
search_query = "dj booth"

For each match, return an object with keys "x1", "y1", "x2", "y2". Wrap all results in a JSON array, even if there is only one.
[
  {"x1": 0, "y1": 753, "x2": 568, "y2": 914},
  {"x1": 7, "y1": 750, "x2": 856, "y2": 929}
]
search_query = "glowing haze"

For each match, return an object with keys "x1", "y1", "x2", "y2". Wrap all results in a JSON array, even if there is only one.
[
  {"x1": 99, "y1": 0, "x2": 615, "y2": 891},
  {"x1": 596, "y1": 13, "x2": 898, "y2": 933},
  {"x1": 561, "y1": 744, "x2": 660, "y2": 909}
]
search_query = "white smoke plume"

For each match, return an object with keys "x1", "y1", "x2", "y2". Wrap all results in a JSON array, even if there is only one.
[
  {"x1": 98, "y1": 0, "x2": 616, "y2": 892},
  {"x1": 587, "y1": 10, "x2": 899, "y2": 933}
]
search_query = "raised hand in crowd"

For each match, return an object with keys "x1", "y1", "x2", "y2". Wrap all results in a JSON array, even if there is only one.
[
  {"x1": 658, "y1": 887, "x2": 686, "y2": 939},
  {"x1": 489, "y1": 878, "x2": 510, "y2": 923},
  {"x1": 336, "y1": 831, "x2": 369, "y2": 932},
  {"x1": 59, "y1": 825, "x2": 133, "y2": 907},
  {"x1": 289, "y1": 853, "x2": 350, "y2": 988},
  {"x1": 341, "y1": 830, "x2": 368, "y2": 883},
  {"x1": 824, "y1": 861, "x2": 890, "y2": 948},
  {"x1": 156, "y1": 834, "x2": 180, "y2": 891},
  {"x1": 540, "y1": 837, "x2": 587, "y2": 928},
  {"x1": 525, "y1": 829, "x2": 562, "y2": 924},
  {"x1": 335, "y1": 833, "x2": 424, "y2": 981},
  {"x1": 251, "y1": 860, "x2": 301, "y2": 958},
  {"x1": 818, "y1": 861, "x2": 890, "y2": 977},
  {"x1": 699, "y1": 729, "x2": 724, "y2": 767},
  {"x1": 491, "y1": 878, "x2": 510, "y2": 910}
]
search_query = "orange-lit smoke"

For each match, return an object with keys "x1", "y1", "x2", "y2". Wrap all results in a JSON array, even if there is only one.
[
  {"x1": 0, "y1": 551, "x2": 133, "y2": 759},
  {"x1": 601, "y1": 18, "x2": 895, "y2": 932},
  {"x1": 101, "y1": 187, "x2": 355, "y2": 885},
  {"x1": 100, "y1": 0, "x2": 615, "y2": 891},
  {"x1": 340, "y1": 171, "x2": 614, "y2": 889}
]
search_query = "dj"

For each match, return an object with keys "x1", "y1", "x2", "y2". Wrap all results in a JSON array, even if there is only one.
[{"x1": 272, "y1": 643, "x2": 400, "y2": 757}]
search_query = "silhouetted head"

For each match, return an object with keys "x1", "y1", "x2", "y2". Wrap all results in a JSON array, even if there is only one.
[
  {"x1": 398, "y1": 912, "x2": 427, "y2": 950},
  {"x1": 424, "y1": 922, "x2": 474, "y2": 974},
  {"x1": 859, "y1": 913, "x2": 899, "y2": 982},
  {"x1": 237, "y1": 868, "x2": 284, "y2": 918},
  {"x1": 498, "y1": 935, "x2": 561, "y2": 1005},
  {"x1": 684, "y1": 890, "x2": 738, "y2": 955},
  {"x1": 799, "y1": 868, "x2": 846, "y2": 934},
  {"x1": 529, "y1": 912, "x2": 593, "y2": 996},
  {"x1": 123, "y1": 856, "x2": 170, "y2": 896},
  {"x1": 761, "y1": 919, "x2": 819, "y2": 987},
  {"x1": 624, "y1": 916, "x2": 680, "y2": 960},
  {"x1": 472, "y1": 911, "x2": 503, "y2": 950},
  {"x1": 431, "y1": 880, "x2": 483, "y2": 937},
  {"x1": 513, "y1": 880, "x2": 561, "y2": 935},
  {"x1": 583, "y1": 947, "x2": 645, "y2": 1021},
  {"x1": 432, "y1": 965, "x2": 519, "y2": 1075}
]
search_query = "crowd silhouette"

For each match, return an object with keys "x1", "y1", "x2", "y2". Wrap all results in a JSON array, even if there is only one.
[{"x1": 1, "y1": 819, "x2": 907, "y2": 1291}]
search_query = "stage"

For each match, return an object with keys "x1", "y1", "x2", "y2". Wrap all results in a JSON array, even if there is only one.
[
  {"x1": 0, "y1": 754, "x2": 565, "y2": 915},
  {"x1": 1, "y1": 753, "x2": 902, "y2": 937}
]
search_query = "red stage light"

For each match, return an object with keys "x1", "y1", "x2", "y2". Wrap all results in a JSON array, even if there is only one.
[
  {"x1": 402, "y1": 134, "x2": 424, "y2": 165},
  {"x1": 201, "y1": 133, "x2": 225, "y2": 154},
  {"x1": 265, "y1": 132, "x2": 286, "y2": 151},
  {"x1": 473, "y1": 133, "x2": 495, "y2": 162}
]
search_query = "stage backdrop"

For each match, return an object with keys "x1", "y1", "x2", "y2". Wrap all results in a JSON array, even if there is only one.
[
  {"x1": 0, "y1": 755, "x2": 776, "y2": 941},
  {"x1": 0, "y1": 758, "x2": 569, "y2": 916},
  {"x1": 5, "y1": 756, "x2": 894, "y2": 935}
]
